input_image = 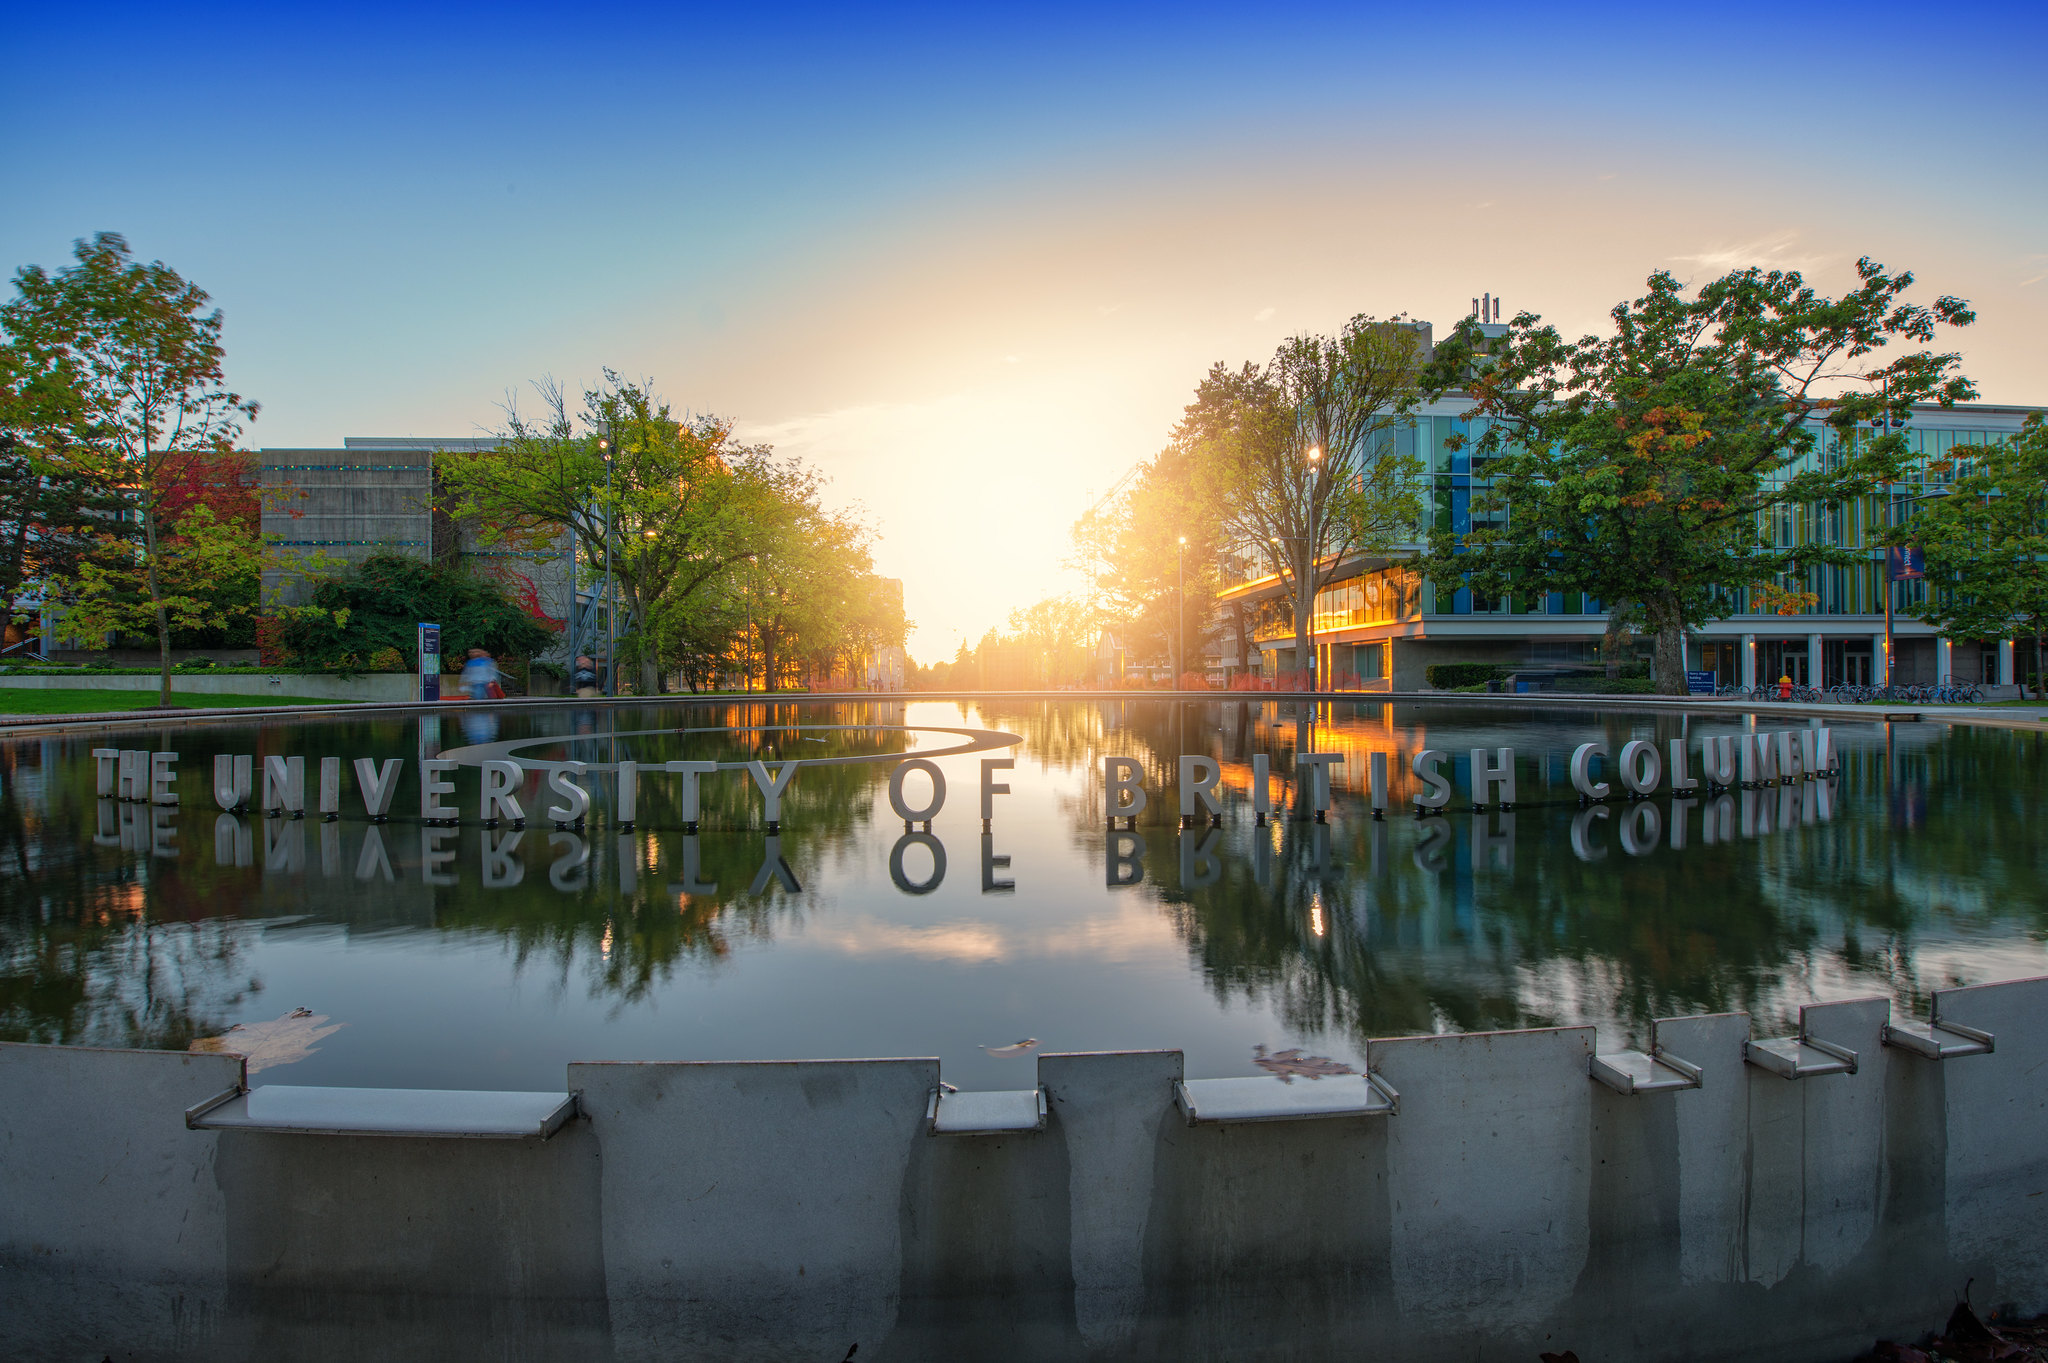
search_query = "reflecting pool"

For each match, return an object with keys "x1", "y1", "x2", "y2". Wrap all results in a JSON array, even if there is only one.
[{"x1": 3, "y1": 698, "x2": 2043, "y2": 1092}]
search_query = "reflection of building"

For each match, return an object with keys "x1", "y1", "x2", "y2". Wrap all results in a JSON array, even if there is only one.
[
  {"x1": 259, "y1": 437, "x2": 575, "y2": 659},
  {"x1": 1219, "y1": 317, "x2": 2044, "y2": 692}
]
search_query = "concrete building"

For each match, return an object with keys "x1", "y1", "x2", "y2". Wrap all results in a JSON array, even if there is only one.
[
  {"x1": 259, "y1": 437, "x2": 575, "y2": 657},
  {"x1": 1219, "y1": 322, "x2": 2042, "y2": 693}
]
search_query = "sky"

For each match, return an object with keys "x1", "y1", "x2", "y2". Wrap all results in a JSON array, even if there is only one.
[{"x1": 6, "y1": 2, "x2": 2046, "y2": 662}]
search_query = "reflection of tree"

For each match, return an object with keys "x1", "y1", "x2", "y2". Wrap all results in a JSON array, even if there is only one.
[
  {"x1": 0, "y1": 743, "x2": 261, "y2": 1048},
  {"x1": 1059, "y1": 700, "x2": 2048, "y2": 1048}
]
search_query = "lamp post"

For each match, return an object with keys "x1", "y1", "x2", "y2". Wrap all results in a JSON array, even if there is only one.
[
  {"x1": 597, "y1": 437, "x2": 616, "y2": 697},
  {"x1": 1305, "y1": 444, "x2": 1322, "y2": 693},
  {"x1": 1176, "y1": 535, "x2": 1187, "y2": 691}
]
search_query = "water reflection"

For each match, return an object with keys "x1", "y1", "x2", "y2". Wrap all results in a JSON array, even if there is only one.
[{"x1": 2, "y1": 700, "x2": 2045, "y2": 1088}]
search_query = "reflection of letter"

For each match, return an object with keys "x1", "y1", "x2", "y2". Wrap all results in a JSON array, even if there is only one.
[
  {"x1": 1301, "y1": 753, "x2": 1344, "y2": 810},
  {"x1": 319, "y1": 819, "x2": 339, "y2": 874},
  {"x1": 676, "y1": 835, "x2": 719, "y2": 897},
  {"x1": 1667, "y1": 739, "x2": 1698, "y2": 792},
  {"x1": 1670, "y1": 798, "x2": 1696, "y2": 850},
  {"x1": 1410, "y1": 750, "x2": 1451, "y2": 809},
  {"x1": 150, "y1": 752, "x2": 179, "y2": 805},
  {"x1": 666, "y1": 760, "x2": 719, "y2": 823},
  {"x1": 1252, "y1": 754, "x2": 1274, "y2": 816},
  {"x1": 887, "y1": 831, "x2": 943, "y2": 895},
  {"x1": 753, "y1": 834, "x2": 803, "y2": 895},
  {"x1": 355, "y1": 758, "x2": 402, "y2": 818},
  {"x1": 480, "y1": 760, "x2": 526, "y2": 823},
  {"x1": 616, "y1": 833, "x2": 639, "y2": 893},
  {"x1": 94, "y1": 799, "x2": 121, "y2": 847},
  {"x1": 214, "y1": 813, "x2": 252, "y2": 868},
  {"x1": 421, "y1": 827, "x2": 458, "y2": 885},
  {"x1": 980, "y1": 758, "x2": 1014, "y2": 820},
  {"x1": 1313, "y1": 822, "x2": 1333, "y2": 878},
  {"x1": 1569, "y1": 743, "x2": 1610, "y2": 799},
  {"x1": 1253, "y1": 825, "x2": 1273, "y2": 884},
  {"x1": 1699, "y1": 736, "x2": 1737, "y2": 786},
  {"x1": 1570, "y1": 805, "x2": 1610, "y2": 861},
  {"x1": 1178, "y1": 828, "x2": 1223, "y2": 889},
  {"x1": 1369, "y1": 818, "x2": 1388, "y2": 875},
  {"x1": 1471, "y1": 811, "x2": 1515, "y2": 870},
  {"x1": 1412, "y1": 819, "x2": 1451, "y2": 872},
  {"x1": 981, "y1": 833, "x2": 1013, "y2": 893},
  {"x1": 1778, "y1": 782, "x2": 1804, "y2": 829},
  {"x1": 419, "y1": 760, "x2": 459, "y2": 821},
  {"x1": 1103, "y1": 756, "x2": 1147, "y2": 818},
  {"x1": 213, "y1": 754, "x2": 253, "y2": 811},
  {"x1": 483, "y1": 829, "x2": 525, "y2": 888},
  {"x1": 1106, "y1": 829, "x2": 1145, "y2": 886},
  {"x1": 355, "y1": 825, "x2": 394, "y2": 882},
  {"x1": 887, "y1": 759, "x2": 943, "y2": 822},
  {"x1": 1740, "y1": 789, "x2": 1772, "y2": 837},
  {"x1": 1618, "y1": 740, "x2": 1662, "y2": 796},
  {"x1": 1179, "y1": 755, "x2": 1222, "y2": 819},
  {"x1": 152, "y1": 808, "x2": 177, "y2": 860},
  {"x1": 1813, "y1": 778, "x2": 1837, "y2": 821},
  {"x1": 548, "y1": 832, "x2": 590, "y2": 890},
  {"x1": 1701, "y1": 794, "x2": 1735, "y2": 844},
  {"x1": 119, "y1": 804, "x2": 147, "y2": 853},
  {"x1": 265, "y1": 818, "x2": 304, "y2": 872},
  {"x1": 546, "y1": 762, "x2": 590, "y2": 823},
  {"x1": 1619, "y1": 801, "x2": 1662, "y2": 855},
  {"x1": 263, "y1": 755, "x2": 305, "y2": 814},
  {"x1": 1470, "y1": 747, "x2": 1516, "y2": 804}
]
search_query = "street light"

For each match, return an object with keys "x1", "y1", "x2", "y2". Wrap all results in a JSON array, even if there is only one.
[
  {"x1": 597, "y1": 437, "x2": 616, "y2": 696},
  {"x1": 1305, "y1": 445, "x2": 1322, "y2": 694}
]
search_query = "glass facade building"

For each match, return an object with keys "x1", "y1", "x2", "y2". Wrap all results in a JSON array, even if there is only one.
[{"x1": 1218, "y1": 395, "x2": 2042, "y2": 692}]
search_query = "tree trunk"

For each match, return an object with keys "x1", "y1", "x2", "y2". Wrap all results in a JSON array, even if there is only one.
[
  {"x1": 1647, "y1": 599, "x2": 1688, "y2": 696},
  {"x1": 1294, "y1": 564, "x2": 1314, "y2": 693},
  {"x1": 143, "y1": 498, "x2": 172, "y2": 708}
]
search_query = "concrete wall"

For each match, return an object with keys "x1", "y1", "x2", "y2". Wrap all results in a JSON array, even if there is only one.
[
  {"x1": 5, "y1": 977, "x2": 2045, "y2": 1362},
  {"x1": 0, "y1": 673, "x2": 416, "y2": 700}
]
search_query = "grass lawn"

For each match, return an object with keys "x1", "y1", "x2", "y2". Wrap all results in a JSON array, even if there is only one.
[{"x1": 0, "y1": 689, "x2": 348, "y2": 715}]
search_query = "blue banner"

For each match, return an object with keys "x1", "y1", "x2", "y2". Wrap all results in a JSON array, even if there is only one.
[{"x1": 1887, "y1": 546, "x2": 1925, "y2": 581}]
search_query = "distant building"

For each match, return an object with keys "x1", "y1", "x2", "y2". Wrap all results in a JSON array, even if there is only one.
[{"x1": 259, "y1": 436, "x2": 575, "y2": 657}]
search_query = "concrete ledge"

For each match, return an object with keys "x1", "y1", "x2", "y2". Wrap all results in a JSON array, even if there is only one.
[
  {"x1": 1175, "y1": 1073, "x2": 1397, "y2": 1123},
  {"x1": 187, "y1": 1083, "x2": 578, "y2": 1138},
  {"x1": 0, "y1": 671, "x2": 415, "y2": 700}
]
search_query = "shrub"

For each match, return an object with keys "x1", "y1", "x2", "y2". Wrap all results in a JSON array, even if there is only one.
[
  {"x1": 1569, "y1": 677, "x2": 1656, "y2": 694},
  {"x1": 1425, "y1": 662, "x2": 1507, "y2": 690},
  {"x1": 367, "y1": 646, "x2": 405, "y2": 673},
  {"x1": 266, "y1": 555, "x2": 559, "y2": 670}
]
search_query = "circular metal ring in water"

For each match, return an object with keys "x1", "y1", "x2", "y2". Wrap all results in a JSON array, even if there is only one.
[{"x1": 437, "y1": 723, "x2": 1021, "y2": 772}]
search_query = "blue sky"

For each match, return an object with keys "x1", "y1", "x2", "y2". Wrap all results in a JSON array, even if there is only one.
[{"x1": 7, "y1": 2, "x2": 2045, "y2": 658}]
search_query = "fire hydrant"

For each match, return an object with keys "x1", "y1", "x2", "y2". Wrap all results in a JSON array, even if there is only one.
[{"x1": 1778, "y1": 674, "x2": 1793, "y2": 700}]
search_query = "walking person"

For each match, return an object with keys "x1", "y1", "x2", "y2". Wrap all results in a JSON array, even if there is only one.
[
  {"x1": 461, "y1": 648, "x2": 503, "y2": 701},
  {"x1": 572, "y1": 654, "x2": 602, "y2": 699}
]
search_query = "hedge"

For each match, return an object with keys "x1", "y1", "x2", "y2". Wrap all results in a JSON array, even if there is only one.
[{"x1": 1424, "y1": 662, "x2": 1507, "y2": 689}]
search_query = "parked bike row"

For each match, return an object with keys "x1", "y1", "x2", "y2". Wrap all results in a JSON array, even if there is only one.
[{"x1": 1712, "y1": 681, "x2": 1985, "y2": 704}]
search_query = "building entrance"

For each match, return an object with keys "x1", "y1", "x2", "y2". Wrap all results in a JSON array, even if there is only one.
[
  {"x1": 1762, "y1": 640, "x2": 1809, "y2": 687},
  {"x1": 1823, "y1": 639, "x2": 1873, "y2": 687}
]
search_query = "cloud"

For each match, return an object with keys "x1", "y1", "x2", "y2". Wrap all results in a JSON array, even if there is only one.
[
  {"x1": 1670, "y1": 232, "x2": 1827, "y2": 275},
  {"x1": 1253, "y1": 306, "x2": 1275, "y2": 321}
]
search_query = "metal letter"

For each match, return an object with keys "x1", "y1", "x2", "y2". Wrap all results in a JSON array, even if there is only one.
[
  {"x1": 1699, "y1": 736, "x2": 1736, "y2": 786},
  {"x1": 355, "y1": 758, "x2": 402, "y2": 818},
  {"x1": 318, "y1": 756, "x2": 341, "y2": 816},
  {"x1": 419, "y1": 760, "x2": 458, "y2": 821},
  {"x1": 1369, "y1": 751, "x2": 1389, "y2": 810},
  {"x1": 665, "y1": 760, "x2": 720, "y2": 824},
  {"x1": 1251, "y1": 754, "x2": 1274, "y2": 816},
  {"x1": 1470, "y1": 746, "x2": 1516, "y2": 804},
  {"x1": 1569, "y1": 743, "x2": 1611, "y2": 799},
  {"x1": 1740, "y1": 732, "x2": 1779, "y2": 785},
  {"x1": 1618, "y1": 740, "x2": 1662, "y2": 796},
  {"x1": 886, "y1": 758, "x2": 942, "y2": 822},
  {"x1": 614, "y1": 760, "x2": 638, "y2": 824},
  {"x1": 980, "y1": 758, "x2": 1014, "y2": 820},
  {"x1": 262, "y1": 755, "x2": 305, "y2": 814},
  {"x1": 1802, "y1": 725, "x2": 1836, "y2": 776},
  {"x1": 1667, "y1": 739, "x2": 1698, "y2": 792},
  {"x1": 150, "y1": 752, "x2": 179, "y2": 805},
  {"x1": 1179, "y1": 755, "x2": 1222, "y2": 819},
  {"x1": 1301, "y1": 752, "x2": 1344, "y2": 812},
  {"x1": 1103, "y1": 756, "x2": 1147, "y2": 818},
  {"x1": 546, "y1": 762, "x2": 590, "y2": 824},
  {"x1": 93, "y1": 748, "x2": 119, "y2": 797},
  {"x1": 213, "y1": 754, "x2": 252, "y2": 811},
  {"x1": 480, "y1": 760, "x2": 525, "y2": 823}
]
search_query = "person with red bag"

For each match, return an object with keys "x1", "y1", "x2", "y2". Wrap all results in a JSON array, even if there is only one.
[{"x1": 461, "y1": 648, "x2": 503, "y2": 701}]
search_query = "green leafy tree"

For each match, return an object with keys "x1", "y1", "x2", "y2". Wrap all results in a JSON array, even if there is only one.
[
  {"x1": 265, "y1": 554, "x2": 555, "y2": 672},
  {"x1": 439, "y1": 372, "x2": 796, "y2": 695},
  {"x1": 0, "y1": 434, "x2": 132, "y2": 643},
  {"x1": 1898, "y1": 414, "x2": 2048, "y2": 693},
  {"x1": 58, "y1": 505, "x2": 276, "y2": 651},
  {"x1": 1421, "y1": 260, "x2": 1975, "y2": 693},
  {"x1": 0, "y1": 233, "x2": 259, "y2": 703}
]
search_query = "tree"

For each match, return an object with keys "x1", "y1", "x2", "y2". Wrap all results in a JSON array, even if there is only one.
[
  {"x1": 440, "y1": 372, "x2": 796, "y2": 695},
  {"x1": 265, "y1": 554, "x2": 556, "y2": 672},
  {"x1": 0, "y1": 434, "x2": 131, "y2": 649},
  {"x1": 1420, "y1": 259, "x2": 1975, "y2": 693},
  {"x1": 1184, "y1": 318, "x2": 1428, "y2": 690},
  {"x1": 59, "y1": 504, "x2": 268, "y2": 653},
  {"x1": 1898, "y1": 414, "x2": 2048, "y2": 695},
  {"x1": 0, "y1": 233, "x2": 259, "y2": 704}
]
